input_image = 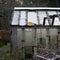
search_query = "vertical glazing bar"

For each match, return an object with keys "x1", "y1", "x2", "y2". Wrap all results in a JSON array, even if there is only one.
[
  {"x1": 22, "y1": 27, "x2": 25, "y2": 60},
  {"x1": 46, "y1": 11, "x2": 51, "y2": 25},
  {"x1": 57, "y1": 35, "x2": 59, "y2": 52},
  {"x1": 34, "y1": 27, "x2": 37, "y2": 55},
  {"x1": 52, "y1": 16, "x2": 55, "y2": 25},
  {"x1": 26, "y1": 11, "x2": 28, "y2": 25},
  {"x1": 43, "y1": 17, "x2": 46, "y2": 26},
  {"x1": 57, "y1": 28, "x2": 60, "y2": 52},
  {"x1": 40, "y1": 28, "x2": 42, "y2": 48},
  {"x1": 36, "y1": 11, "x2": 40, "y2": 25},
  {"x1": 34, "y1": 28, "x2": 37, "y2": 46},
  {"x1": 46, "y1": 11, "x2": 51, "y2": 49},
  {"x1": 46, "y1": 28, "x2": 50, "y2": 49},
  {"x1": 18, "y1": 11, "x2": 20, "y2": 25},
  {"x1": 56, "y1": 11, "x2": 60, "y2": 21},
  {"x1": 48, "y1": 36, "x2": 51, "y2": 49},
  {"x1": 32, "y1": 29, "x2": 34, "y2": 56}
]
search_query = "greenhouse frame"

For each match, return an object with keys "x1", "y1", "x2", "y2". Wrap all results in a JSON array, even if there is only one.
[{"x1": 11, "y1": 7, "x2": 60, "y2": 60}]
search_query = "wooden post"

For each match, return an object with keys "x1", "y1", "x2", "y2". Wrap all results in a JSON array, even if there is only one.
[{"x1": 46, "y1": 11, "x2": 51, "y2": 49}]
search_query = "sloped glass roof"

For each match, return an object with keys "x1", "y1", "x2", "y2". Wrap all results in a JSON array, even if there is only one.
[{"x1": 11, "y1": 7, "x2": 60, "y2": 27}]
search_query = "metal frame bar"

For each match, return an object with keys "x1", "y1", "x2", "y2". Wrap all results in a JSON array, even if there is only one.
[
  {"x1": 14, "y1": 7, "x2": 60, "y2": 11},
  {"x1": 46, "y1": 11, "x2": 51, "y2": 25},
  {"x1": 26, "y1": 11, "x2": 28, "y2": 25},
  {"x1": 18, "y1": 11, "x2": 20, "y2": 25},
  {"x1": 21, "y1": 27, "x2": 25, "y2": 60},
  {"x1": 57, "y1": 28, "x2": 60, "y2": 52},
  {"x1": 36, "y1": 11, "x2": 40, "y2": 25},
  {"x1": 34, "y1": 27, "x2": 37, "y2": 55},
  {"x1": 39, "y1": 28, "x2": 42, "y2": 48},
  {"x1": 45, "y1": 11, "x2": 51, "y2": 49},
  {"x1": 10, "y1": 25, "x2": 60, "y2": 28},
  {"x1": 56, "y1": 11, "x2": 60, "y2": 21}
]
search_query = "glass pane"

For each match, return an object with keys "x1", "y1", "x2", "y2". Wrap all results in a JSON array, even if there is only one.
[
  {"x1": 47, "y1": 11, "x2": 57, "y2": 15},
  {"x1": 12, "y1": 11, "x2": 19, "y2": 25},
  {"x1": 28, "y1": 12, "x2": 38, "y2": 25},
  {"x1": 20, "y1": 11, "x2": 26, "y2": 26},
  {"x1": 11, "y1": 10, "x2": 60, "y2": 26},
  {"x1": 57, "y1": 11, "x2": 60, "y2": 15},
  {"x1": 17, "y1": 29, "x2": 22, "y2": 48},
  {"x1": 25, "y1": 28, "x2": 33, "y2": 46},
  {"x1": 45, "y1": 19, "x2": 49, "y2": 25},
  {"x1": 47, "y1": 11, "x2": 60, "y2": 26},
  {"x1": 54, "y1": 17, "x2": 60, "y2": 25},
  {"x1": 38, "y1": 11, "x2": 47, "y2": 25}
]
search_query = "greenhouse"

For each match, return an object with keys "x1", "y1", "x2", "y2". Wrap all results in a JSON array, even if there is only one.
[{"x1": 11, "y1": 7, "x2": 60, "y2": 60}]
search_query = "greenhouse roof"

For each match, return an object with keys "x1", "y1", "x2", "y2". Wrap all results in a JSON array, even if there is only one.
[{"x1": 11, "y1": 7, "x2": 60, "y2": 27}]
